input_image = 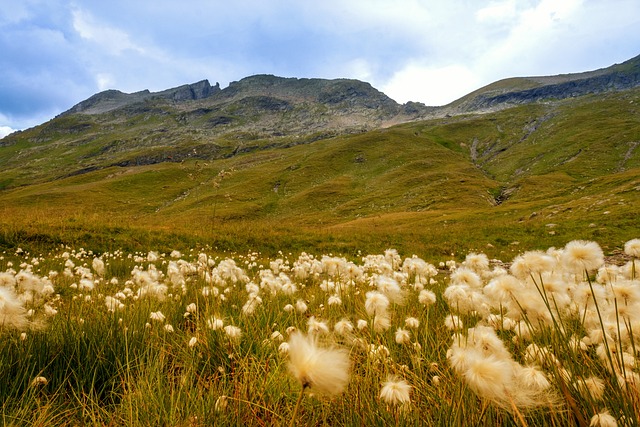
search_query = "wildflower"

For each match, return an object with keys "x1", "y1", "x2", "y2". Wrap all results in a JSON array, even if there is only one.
[
  {"x1": 207, "y1": 316, "x2": 224, "y2": 330},
  {"x1": 105, "y1": 296, "x2": 124, "y2": 312},
  {"x1": 242, "y1": 295, "x2": 262, "y2": 315},
  {"x1": 284, "y1": 326, "x2": 298, "y2": 335},
  {"x1": 487, "y1": 314, "x2": 516, "y2": 331},
  {"x1": 224, "y1": 325, "x2": 242, "y2": 342},
  {"x1": 356, "y1": 319, "x2": 368, "y2": 330},
  {"x1": 188, "y1": 336, "x2": 198, "y2": 348},
  {"x1": 510, "y1": 251, "x2": 556, "y2": 279},
  {"x1": 624, "y1": 238, "x2": 640, "y2": 257},
  {"x1": 185, "y1": 303, "x2": 197, "y2": 314},
  {"x1": 164, "y1": 324, "x2": 175, "y2": 333},
  {"x1": 517, "y1": 366, "x2": 551, "y2": 390},
  {"x1": 444, "y1": 314, "x2": 463, "y2": 330},
  {"x1": 372, "y1": 314, "x2": 391, "y2": 333},
  {"x1": 0, "y1": 272, "x2": 16, "y2": 288},
  {"x1": 463, "y1": 252, "x2": 490, "y2": 273},
  {"x1": 418, "y1": 289, "x2": 436, "y2": 306},
  {"x1": 215, "y1": 395, "x2": 228, "y2": 412},
  {"x1": 0, "y1": 286, "x2": 28, "y2": 329},
  {"x1": 449, "y1": 331, "x2": 557, "y2": 410},
  {"x1": 620, "y1": 260, "x2": 640, "y2": 280},
  {"x1": 395, "y1": 328, "x2": 411, "y2": 345},
  {"x1": 92, "y1": 257, "x2": 105, "y2": 277},
  {"x1": 278, "y1": 342, "x2": 290, "y2": 356},
  {"x1": 609, "y1": 280, "x2": 640, "y2": 305},
  {"x1": 327, "y1": 294, "x2": 342, "y2": 306},
  {"x1": 334, "y1": 318, "x2": 354, "y2": 336},
  {"x1": 150, "y1": 311, "x2": 165, "y2": 322},
  {"x1": 78, "y1": 278, "x2": 95, "y2": 291},
  {"x1": 589, "y1": 410, "x2": 618, "y2": 427},
  {"x1": 404, "y1": 317, "x2": 420, "y2": 329},
  {"x1": 561, "y1": 240, "x2": 604, "y2": 273},
  {"x1": 43, "y1": 304, "x2": 58, "y2": 316},
  {"x1": 295, "y1": 299, "x2": 308, "y2": 313},
  {"x1": 380, "y1": 376, "x2": 411, "y2": 405},
  {"x1": 307, "y1": 316, "x2": 329, "y2": 334},
  {"x1": 596, "y1": 265, "x2": 620, "y2": 283},
  {"x1": 20, "y1": 332, "x2": 27, "y2": 341},
  {"x1": 31, "y1": 376, "x2": 48, "y2": 386},
  {"x1": 461, "y1": 350, "x2": 513, "y2": 402},
  {"x1": 287, "y1": 331, "x2": 350, "y2": 396},
  {"x1": 576, "y1": 376, "x2": 605, "y2": 400},
  {"x1": 450, "y1": 267, "x2": 482, "y2": 288},
  {"x1": 365, "y1": 291, "x2": 390, "y2": 317},
  {"x1": 376, "y1": 275, "x2": 404, "y2": 303}
]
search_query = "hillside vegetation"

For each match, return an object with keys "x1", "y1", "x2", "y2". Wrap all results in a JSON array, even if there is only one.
[{"x1": 1, "y1": 60, "x2": 639, "y2": 260}]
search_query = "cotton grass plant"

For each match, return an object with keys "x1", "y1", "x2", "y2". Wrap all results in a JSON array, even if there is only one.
[{"x1": 0, "y1": 239, "x2": 638, "y2": 425}]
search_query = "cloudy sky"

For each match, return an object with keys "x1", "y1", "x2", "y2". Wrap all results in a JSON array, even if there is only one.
[{"x1": 1, "y1": 0, "x2": 639, "y2": 138}]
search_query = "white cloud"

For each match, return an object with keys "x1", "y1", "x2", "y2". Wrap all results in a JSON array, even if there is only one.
[
  {"x1": 472, "y1": 0, "x2": 587, "y2": 79},
  {"x1": 382, "y1": 63, "x2": 481, "y2": 105},
  {"x1": 96, "y1": 73, "x2": 115, "y2": 91},
  {"x1": 0, "y1": 126, "x2": 17, "y2": 139},
  {"x1": 0, "y1": 2, "x2": 31, "y2": 25},
  {"x1": 476, "y1": 0, "x2": 516, "y2": 23},
  {"x1": 72, "y1": 8, "x2": 146, "y2": 56},
  {"x1": 2, "y1": 0, "x2": 640, "y2": 129}
]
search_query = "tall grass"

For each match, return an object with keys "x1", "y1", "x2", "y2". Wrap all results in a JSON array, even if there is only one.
[{"x1": 0, "y1": 239, "x2": 638, "y2": 425}]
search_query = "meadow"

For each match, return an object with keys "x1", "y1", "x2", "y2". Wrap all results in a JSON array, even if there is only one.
[
  {"x1": 1, "y1": 78, "x2": 639, "y2": 426},
  {"x1": 1, "y1": 237, "x2": 638, "y2": 426}
]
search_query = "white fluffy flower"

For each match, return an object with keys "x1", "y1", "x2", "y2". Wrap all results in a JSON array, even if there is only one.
[
  {"x1": 380, "y1": 376, "x2": 411, "y2": 405},
  {"x1": 287, "y1": 332, "x2": 350, "y2": 396}
]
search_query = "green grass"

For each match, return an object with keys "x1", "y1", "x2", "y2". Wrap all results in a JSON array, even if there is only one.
[
  {"x1": 0, "y1": 238, "x2": 638, "y2": 425},
  {"x1": 1, "y1": 89, "x2": 639, "y2": 261}
]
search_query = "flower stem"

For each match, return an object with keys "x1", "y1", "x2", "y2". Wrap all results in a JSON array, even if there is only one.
[{"x1": 289, "y1": 386, "x2": 306, "y2": 427}]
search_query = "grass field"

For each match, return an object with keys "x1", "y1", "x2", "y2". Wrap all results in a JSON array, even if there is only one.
[{"x1": 0, "y1": 238, "x2": 639, "y2": 426}]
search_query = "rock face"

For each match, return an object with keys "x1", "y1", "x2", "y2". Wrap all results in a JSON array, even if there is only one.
[
  {"x1": 60, "y1": 53, "x2": 640, "y2": 122},
  {"x1": 155, "y1": 80, "x2": 221, "y2": 102},
  {"x1": 63, "y1": 80, "x2": 221, "y2": 115},
  {"x1": 61, "y1": 74, "x2": 426, "y2": 119},
  {"x1": 447, "y1": 54, "x2": 640, "y2": 113}
]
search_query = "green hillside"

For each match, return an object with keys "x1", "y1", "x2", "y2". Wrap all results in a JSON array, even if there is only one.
[{"x1": 1, "y1": 87, "x2": 639, "y2": 259}]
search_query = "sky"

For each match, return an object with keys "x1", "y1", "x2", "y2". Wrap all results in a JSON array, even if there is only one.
[{"x1": 1, "y1": 0, "x2": 639, "y2": 138}]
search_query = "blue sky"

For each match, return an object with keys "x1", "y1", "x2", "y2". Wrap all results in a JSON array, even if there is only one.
[{"x1": 1, "y1": 0, "x2": 639, "y2": 138}]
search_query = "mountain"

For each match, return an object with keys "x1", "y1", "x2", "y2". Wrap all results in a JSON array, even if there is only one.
[
  {"x1": 62, "y1": 80, "x2": 222, "y2": 115},
  {"x1": 0, "y1": 75, "x2": 435, "y2": 188},
  {"x1": 444, "y1": 54, "x2": 640, "y2": 114},
  {"x1": 60, "y1": 74, "x2": 430, "y2": 126},
  {"x1": 0, "y1": 56, "x2": 639, "y2": 257}
]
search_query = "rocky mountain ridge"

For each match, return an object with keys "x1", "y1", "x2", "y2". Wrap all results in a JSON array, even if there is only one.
[
  {"x1": 61, "y1": 74, "x2": 430, "y2": 121},
  {"x1": 62, "y1": 80, "x2": 222, "y2": 115},
  {"x1": 0, "y1": 54, "x2": 639, "y2": 189},
  {"x1": 59, "y1": 53, "x2": 640, "y2": 121},
  {"x1": 446, "y1": 54, "x2": 640, "y2": 113}
]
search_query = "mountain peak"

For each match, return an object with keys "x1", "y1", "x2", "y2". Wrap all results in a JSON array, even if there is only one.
[
  {"x1": 63, "y1": 80, "x2": 221, "y2": 115},
  {"x1": 446, "y1": 53, "x2": 640, "y2": 113},
  {"x1": 60, "y1": 74, "x2": 426, "y2": 123}
]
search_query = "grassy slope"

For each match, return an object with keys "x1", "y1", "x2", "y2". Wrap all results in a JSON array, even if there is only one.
[{"x1": 1, "y1": 90, "x2": 639, "y2": 259}]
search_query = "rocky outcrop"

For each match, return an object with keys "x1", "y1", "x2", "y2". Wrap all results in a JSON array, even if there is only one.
[
  {"x1": 154, "y1": 80, "x2": 221, "y2": 102},
  {"x1": 63, "y1": 80, "x2": 221, "y2": 115},
  {"x1": 448, "y1": 54, "x2": 640, "y2": 113},
  {"x1": 463, "y1": 71, "x2": 640, "y2": 111}
]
